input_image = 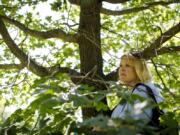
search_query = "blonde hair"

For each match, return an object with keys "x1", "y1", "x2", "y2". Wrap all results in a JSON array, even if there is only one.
[{"x1": 119, "y1": 54, "x2": 152, "y2": 83}]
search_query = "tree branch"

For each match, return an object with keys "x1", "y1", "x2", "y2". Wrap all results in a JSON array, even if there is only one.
[
  {"x1": 0, "y1": 64, "x2": 25, "y2": 70},
  {"x1": 151, "y1": 59, "x2": 168, "y2": 90},
  {"x1": 47, "y1": 65, "x2": 109, "y2": 89},
  {"x1": 0, "y1": 15, "x2": 78, "y2": 43},
  {"x1": 69, "y1": 0, "x2": 130, "y2": 4},
  {"x1": 0, "y1": 18, "x2": 50, "y2": 77},
  {"x1": 104, "y1": 68, "x2": 119, "y2": 81},
  {"x1": 70, "y1": 75, "x2": 109, "y2": 90},
  {"x1": 0, "y1": 18, "x2": 81, "y2": 78},
  {"x1": 156, "y1": 46, "x2": 180, "y2": 56},
  {"x1": 101, "y1": 1, "x2": 179, "y2": 16},
  {"x1": 102, "y1": 0, "x2": 130, "y2": 4},
  {"x1": 47, "y1": 65, "x2": 81, "y2": 77},
  {"x1": 150, "y1": 59, "x2": 175, "y2": 97},
  {"x1": 133, "y1": 22, "x2": 180, "y2": 59}
]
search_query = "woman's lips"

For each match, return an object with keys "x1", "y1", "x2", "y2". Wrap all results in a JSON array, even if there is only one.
[{"x1": 120, "y1": 73, "x2": 126, "y2": 76}]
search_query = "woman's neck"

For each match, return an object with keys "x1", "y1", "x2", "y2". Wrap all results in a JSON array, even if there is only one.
[{"x1": 126, "y1": 80, "x2": 141, "y2": 88}]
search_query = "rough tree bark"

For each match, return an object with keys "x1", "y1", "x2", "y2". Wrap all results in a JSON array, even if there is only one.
[
  {"x1": 78, "y1": 0, "x2": 103, "y2": 77},
  {"x1": 76, "y1": 0, "x2": 105, "y2": 119}
]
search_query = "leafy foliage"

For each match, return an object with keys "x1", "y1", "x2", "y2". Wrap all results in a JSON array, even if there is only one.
[{"x1": 0, "y1": 0, "x2": 179, "y2": 135}]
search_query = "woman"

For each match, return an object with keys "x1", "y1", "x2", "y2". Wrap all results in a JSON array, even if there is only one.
[{"x1": 111, "y1": 54, "x2": 164, "y2": 125}]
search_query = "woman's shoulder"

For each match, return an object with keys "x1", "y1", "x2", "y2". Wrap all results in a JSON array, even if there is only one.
[
  {"x1": 132, "y1": 83, "x2": 150, "y2": 98},
  {"x1": 145, "y1": 82, "x2": 164, "y2": 103},
  {"x1": 134, "y1": 82, "x2": 157, "y2": 92},
  {"x1": 133, "y1": 82, "x2": 164, "y2": 103}
]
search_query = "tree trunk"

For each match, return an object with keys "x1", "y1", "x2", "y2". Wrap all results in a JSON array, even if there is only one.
[
  {"x1": 78, "y1": 0, "x2": 103, "y2": 78},
  {"x1": 77, "y1": 0, "x2": 104, "y2": 119}
]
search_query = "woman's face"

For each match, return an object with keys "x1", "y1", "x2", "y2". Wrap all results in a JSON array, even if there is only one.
[{"x1": 119, "y1": 57, "x2": 139, "y2": 86}]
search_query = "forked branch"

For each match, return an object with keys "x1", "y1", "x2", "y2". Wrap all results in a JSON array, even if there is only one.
[
  {"x1": 0, "y1": 18, "x2": 50, "y2": 77},
  {"x1": 0, "y1": 18, "x2": 80, "y2": 77},
  {"x1": 0, "y1": 64, "x2": 24, "y2": 70},
  {"x1": 133, "y1": 22, "x2": 180, "y2": 59}
]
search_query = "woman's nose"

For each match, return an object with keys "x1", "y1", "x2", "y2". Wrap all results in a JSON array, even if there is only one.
[{"x1": 120, "y1": 67, "x2": 125, "y2": 71}]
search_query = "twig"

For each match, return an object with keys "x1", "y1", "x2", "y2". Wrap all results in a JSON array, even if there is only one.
[{"x1": 151, "y1": 59, "x2": 175, "y2": 97}]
